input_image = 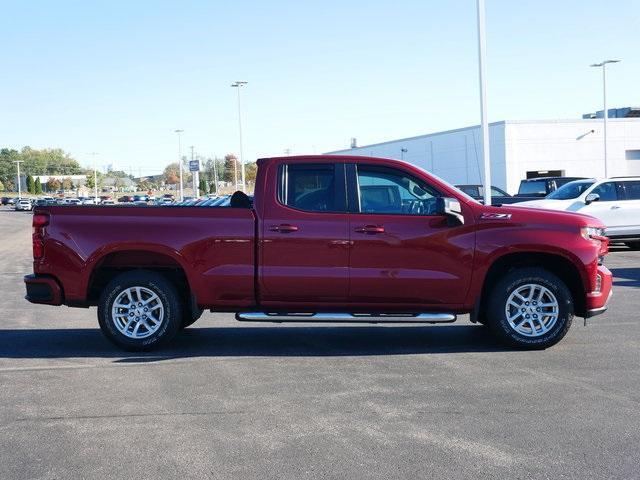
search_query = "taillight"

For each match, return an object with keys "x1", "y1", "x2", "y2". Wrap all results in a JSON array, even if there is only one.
[
  {"x1": 32, "y1": 213, "x2": 49, "y2": 259},
  {"x1": 33, "y1": 214, "x2": 50, "y2": 228}
]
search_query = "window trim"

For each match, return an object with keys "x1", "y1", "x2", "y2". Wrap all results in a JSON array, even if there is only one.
[
  {"x1": 347, "y1": 163, "x2": 443, "y2": 216},
  {"x1": 276, "y1": 162, "x2": 348, "y2": 214}
]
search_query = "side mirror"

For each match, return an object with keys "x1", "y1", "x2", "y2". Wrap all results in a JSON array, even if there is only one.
[
  {"x1": 436, "y1": 197, "x2": 464, "y2": 226},
  {"x1": 585, "y1": 193, "x2": 600, "y2": 205}
]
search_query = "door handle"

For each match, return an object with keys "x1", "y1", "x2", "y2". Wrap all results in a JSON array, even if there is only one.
[
  {"x1": 269, "y1": 224, "x2": 299, "y2": 233},
  {"x1": 355, "y1": 225, "x2": 385, "y2": 234},
  {"x1": 611, "y1": 205, "x2": 621, "y2": 210}
]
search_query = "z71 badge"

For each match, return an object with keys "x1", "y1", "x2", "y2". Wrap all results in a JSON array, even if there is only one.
[{"x1": 480, "y1": 212, "x2": 512, "y2": 220}]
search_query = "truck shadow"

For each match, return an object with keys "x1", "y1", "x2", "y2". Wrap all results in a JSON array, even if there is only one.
[
  {"x1": 0, "y1": 325, "x2": 516, "y2": 361},
  {"x1": 611, "y1": 267, "x2": 640, "y2": 288}
]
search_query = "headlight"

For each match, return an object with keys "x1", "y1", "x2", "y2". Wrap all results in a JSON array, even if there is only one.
[{"x1": 581, "y1": 226, "x2": 606, "y2": 240}]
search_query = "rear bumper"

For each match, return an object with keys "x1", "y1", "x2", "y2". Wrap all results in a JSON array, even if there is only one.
[
  {"x1": 584, "y1": 265, "x2": 613, "y2": 318},
  {"x1": 24, "y1": 274, "x2": 63, "y2": 306}
]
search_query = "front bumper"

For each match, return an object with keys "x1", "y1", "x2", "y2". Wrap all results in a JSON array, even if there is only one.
[
  {"x1": 24, "y1": 274, "x2": 63, "y2": 305},
  {"x1": 584, "y1": 265, "x2": 613, "y2": 318}
]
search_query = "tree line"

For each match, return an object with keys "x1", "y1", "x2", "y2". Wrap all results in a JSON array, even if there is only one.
[{"x1": 0, "y1": 147, "x2": 83, "y2": 193}]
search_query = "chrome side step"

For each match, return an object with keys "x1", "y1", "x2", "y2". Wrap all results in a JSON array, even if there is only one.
[{"x1": 235, "y1": 312, "x2": 456, "y2": 324}]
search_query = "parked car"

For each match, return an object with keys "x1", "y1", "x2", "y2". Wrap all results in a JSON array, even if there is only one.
[
  {"x1": 24, "y1": 155, "x2": 612, "y2": 351},
  {"x1": 81, "y1": 197, "x2": 99, "y2": 205},
  {"x1": 454, "y1": 184, "x2": 531, "y2": 204},
  {"x1": 7, "y1": 197, "x2": 16, "y2": 205},
  {"x1": 516, "y1": 176, "x2": 586, "y2": 198},
  {"x1": 1, "y1": 197, "x2": 10, "y2": 205},
  {"x1": 101, "y1": 199, "x2": 116, "y2": 205},
  {"x1": 63, "y1": 198, "x2": 81, "y2": 206},
  {"x1": 133, "y1": 195, "x2": 148, "y2": 202},
  {"x1": 517, "y1": 177, "x2": 640, "y2": 249},
  {"x1": 118, "y1": 195, "x2": 134, "y2": 203},
  {"x1": 15, "y1": 198, "x2": 33, "y2": 211}
]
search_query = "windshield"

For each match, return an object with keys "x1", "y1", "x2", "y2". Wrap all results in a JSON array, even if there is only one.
[{"x1": 547, "y1": 180, "x2": 595, "y2": 200}]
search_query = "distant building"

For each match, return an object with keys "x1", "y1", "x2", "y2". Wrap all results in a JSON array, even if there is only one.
[{"x1": 327, "y1": 111, "x2": 640, "y2": 194}]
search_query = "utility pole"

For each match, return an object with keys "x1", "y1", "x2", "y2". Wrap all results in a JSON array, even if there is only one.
[
  {"x1": 88, "y1": 152, "x2": 99, "y2": 201},
  {"x1": 231, "y1": 81, "x2": 248, "y2": 192},
  {"x1": 212, "y1": 157, "x2": 219, "y2": 196},
  {"x1": 14, "y1": 160, "x2": 23, "y2": 197},
  {"x1": 174, "y1": 129, "x2": 185, "y2": 201},
  {"x1": 476, "y1": 0, "x2": 492, "y2": 206},
  {"x1": 590, "y1": 59, "x2": 621, "y2": 178}
]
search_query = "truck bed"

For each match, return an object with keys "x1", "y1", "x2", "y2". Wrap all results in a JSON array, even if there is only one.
[{"x1": 33, "y1": 205, "x2": 257, "y2": 307}]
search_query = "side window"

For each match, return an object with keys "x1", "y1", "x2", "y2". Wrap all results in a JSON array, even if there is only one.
[
  {"x1": 356, "y1": 166, "x2": 441, "y2": 215},
  {"x1": 279, "y1": 163, "x2": 343, "y2": 213},
  {"x1": 622, "y1": 181, "x2": 640, "y2": 200},
  {"x1": 590, "y1": 182, "x2": 618, "y2": 202}
]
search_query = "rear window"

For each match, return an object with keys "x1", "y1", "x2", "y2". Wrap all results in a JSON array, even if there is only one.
[
  {"x1": 622, "y1": 181, "x2": 640, "y2": 200},
  {"x1": 518, "y1": 180, "x2": 547, "y2": 196},
  {"x1": 279, "y1": 163, "x2": 343, "y2": 213}
]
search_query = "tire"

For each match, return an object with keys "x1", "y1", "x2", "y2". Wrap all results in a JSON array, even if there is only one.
[
  {"x1": 486, "y1": 267, "x2": 573, "y2": 349},
  {"x1": 625, "y1": 242, "x2": 640, "y2": 251},
  {"x1": 181, "y1": 306, "x2": 203, "y2": 329},
  {"x1": 98, "y1": 270, "x2": 182, "y2": 351}
]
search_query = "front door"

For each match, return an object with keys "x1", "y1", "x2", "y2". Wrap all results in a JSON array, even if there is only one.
[
  {"x1": 259, "y1": 161, "x2": 350, "y2": 308},
  {"x1": 347, "y1": 164, "x2": 475, "y2": 310}
]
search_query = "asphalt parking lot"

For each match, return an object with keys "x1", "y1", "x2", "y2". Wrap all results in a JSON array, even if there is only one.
[{"x1": 0, "y1": 208, "x2": 639, "y2": 480}]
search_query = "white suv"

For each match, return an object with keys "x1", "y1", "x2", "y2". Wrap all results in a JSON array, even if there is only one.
[
  {"x1": 518, "y1": 177, "x2": 640, "y2": 249},
  {"x1": 15, "y1": 198, "x2": 33, "y2": 211}
]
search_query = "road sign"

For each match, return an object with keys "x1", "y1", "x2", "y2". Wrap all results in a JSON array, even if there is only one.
[{"x1": 189, "y1": 160, "x2": 200, "y2": 172}]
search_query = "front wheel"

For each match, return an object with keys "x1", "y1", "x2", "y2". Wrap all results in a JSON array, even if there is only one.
[
  {"x1": 98, "y1": 270, "x2": 182, "y2": 351},
  {"x1": 486, "y1": 268, "x2": 573, "y2": 349}
]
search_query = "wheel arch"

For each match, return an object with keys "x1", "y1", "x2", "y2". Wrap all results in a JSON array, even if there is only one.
[
  {"x1": 475, "y1": 251, "x2": 587, "y2": 321},
  {"x1": 86, "y1": 248, "x2": 194, "y2": 308}
]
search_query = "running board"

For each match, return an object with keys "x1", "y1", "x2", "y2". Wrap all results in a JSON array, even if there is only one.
[{"x1": 235, "y1": 312, "x2": 456, "y2": 324}]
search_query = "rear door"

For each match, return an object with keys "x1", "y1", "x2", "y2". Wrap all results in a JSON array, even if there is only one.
[
  {"x1": 346, "y1": 163, "x2": 475, "y2": 310},
  {"x1": 615, "y1": 181, "x2": 640, "y2": 237},
  {"x1": 259, "y1": 161, "x2": 350, "y2": 307}
]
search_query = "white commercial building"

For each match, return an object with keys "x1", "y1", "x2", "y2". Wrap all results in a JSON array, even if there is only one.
[{"x1": 327, "y1": 116, "x2": 640, "y2": 195}]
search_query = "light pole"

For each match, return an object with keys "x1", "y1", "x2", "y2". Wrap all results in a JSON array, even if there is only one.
[
  {"x1": 14, "y1": 160, "x2": 23, "y2": 197},
  {"x1": 590, "y1": 59, "x2": 620, "y2": 178},
  {"x1": 476, "y1": 0, "x2": 492, "y2": 206},
  {"x1": 174, "y1": 129, "x2": 184, "y2": 201},
  {"x1": 231, "y1": 81, "x2": 248, "y2": 192},
  {"x1": 88, "y1": 152, "x2": 99, "y2": 201},
  {"x1": 400, "y1": 148, "x2": 407, "y2": 161},
  {"x1": 190, "y1": 146, "x2": 198, "y2": 198}
]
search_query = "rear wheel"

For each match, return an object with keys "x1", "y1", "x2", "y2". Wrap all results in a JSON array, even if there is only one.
[
  {"x1": 625, "y1": 242, "x2": 640, "y2": 251},
  {"x1": 98, "y1": 270, "x2": 182, "y2": 351},
  {"x1": 486, "y1": 268, "x2": 573, "y2": 349}
]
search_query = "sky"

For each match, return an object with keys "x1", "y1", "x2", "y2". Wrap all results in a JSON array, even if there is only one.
[{"x1": 1, "y1": 0, "x2": 638, "y2": 175}]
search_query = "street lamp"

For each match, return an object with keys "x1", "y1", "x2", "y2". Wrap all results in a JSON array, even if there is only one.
[
  {"x1": 590, "y1": 59, "x2": 620, "y2": 178},
  {"x1": 476, "y1": 0, "x2": 492, "y2": 206},
  {"x1": 174, "y1": 129, "x2": 184, "y2": 201},
  {"x1": 231, "y1": 81, "x2": 248, "y2": 192}
]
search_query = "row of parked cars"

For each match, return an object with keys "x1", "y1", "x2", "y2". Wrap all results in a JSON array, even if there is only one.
[{"x1": 1, "y1": 193, "x2": 244, "y2": 211}]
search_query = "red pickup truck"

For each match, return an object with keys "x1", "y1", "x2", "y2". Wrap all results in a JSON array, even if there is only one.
[{"x1": 24, "y1": 155, "x2": 612, "y2": 351}]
